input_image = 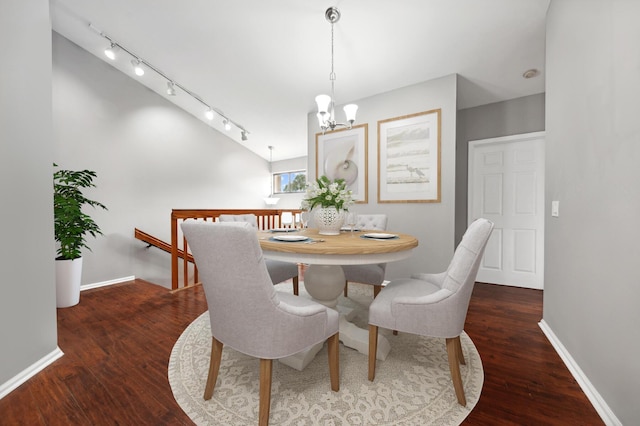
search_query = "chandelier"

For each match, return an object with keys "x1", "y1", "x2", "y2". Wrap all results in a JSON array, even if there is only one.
[{"x1": 316, "y1": 7, "x2": 358, "y2": 134}]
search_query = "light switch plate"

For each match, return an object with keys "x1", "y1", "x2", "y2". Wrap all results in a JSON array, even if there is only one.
[{"x1": 551, "y1": 200, "x2": 559, "y2": 217}]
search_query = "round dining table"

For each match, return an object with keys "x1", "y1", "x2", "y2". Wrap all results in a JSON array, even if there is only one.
[{"x1": 258, "y1": 228, "x2": 418, "y2": 370}]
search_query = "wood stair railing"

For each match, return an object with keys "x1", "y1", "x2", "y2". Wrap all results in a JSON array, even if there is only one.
[
  {"x1": 134, "y1": 228, "x2": 194, "y2": 263},
  {"x1": 137, "y1": 209, "x2": 302, "y2": 290}
]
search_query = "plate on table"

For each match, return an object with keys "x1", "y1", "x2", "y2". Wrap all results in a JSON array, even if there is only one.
[
  {"x1": 270, "y1": 228, "x2": 298, "y2": 233},
  {"x1": 362, "y1": 233, "x2": 398, "y2": 239},
  {"x1": 272, "y1": 235, "x2": 309, "y2": 242}
]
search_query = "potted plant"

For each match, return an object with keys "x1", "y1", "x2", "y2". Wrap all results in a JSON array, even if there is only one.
[
  {"x1": 301, "y1": 175, "x2": 353, "y2": 235},
  {"x1": 53, "y1": 164, "x2": 107, "y2": 307}
]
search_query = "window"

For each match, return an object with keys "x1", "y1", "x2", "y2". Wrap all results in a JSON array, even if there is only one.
[{"x1": 273, "y1": 170, "x2": 306, "y2": 194}]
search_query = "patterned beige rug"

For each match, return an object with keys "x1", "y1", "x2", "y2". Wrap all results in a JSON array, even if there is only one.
[{"x1": 168, "y1": 283, "x2": 483, "y2": 425}]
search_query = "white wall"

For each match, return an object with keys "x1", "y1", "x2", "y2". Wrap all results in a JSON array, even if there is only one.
[
  {"x1": 307, "y1": 75, "x2": 458, "y2": 278},
  {"x1": 545, "y1": 1, "x2": 640, "y2": 423},
  {"x1": 52, "y1": 33, "x2": 272, "y2": 288},
  {"x1": 0, "y1": 0, "x2": 59, "y2": 388}
]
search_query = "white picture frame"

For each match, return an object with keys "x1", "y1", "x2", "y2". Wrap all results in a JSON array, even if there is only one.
[{"x1": 315, "y1": 123, "x2": 368, "y2": 203}]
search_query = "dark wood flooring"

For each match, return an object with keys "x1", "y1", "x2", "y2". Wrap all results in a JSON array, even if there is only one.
[{"x1": 0, "y1": 280, "x2": 604, "y2": 425}]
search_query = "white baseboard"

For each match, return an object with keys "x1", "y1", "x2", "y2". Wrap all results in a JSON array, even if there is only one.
[
  {"x1": 538, "y1": 320, "x2": 622, "y2": 426},
  {"x1": 81, "y1": 275, "x2": 135, "y2": 291},
  {"x1": 0, "y1": 347, "x2": 64, "y2": 400}
]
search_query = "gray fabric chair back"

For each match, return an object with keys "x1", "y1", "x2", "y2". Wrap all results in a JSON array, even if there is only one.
[
  {"x1": 356, "y1": 214, "x2": 388, "y2": 230},
  {"x1": 180, "y1": 220, "x2": 332, "y2": 359},
  {"x1": 436, "y1": 218, "x2": 494, "y2": 334},
  {"x1": 219, "y1": 213, "x2": 258, "y2": 228},
  {"x1": 443, "y1": 218, "x2": 494, "y2": 293}
]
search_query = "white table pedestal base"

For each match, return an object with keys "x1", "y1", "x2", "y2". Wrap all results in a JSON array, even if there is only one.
[
  {"x1": 338, "y1": 316, "x2": 391, "y2": 361},
  {"x1": 278, "y1": 341, "x2": 324, "y2": 371},
  {"x1": 303, "y1": 264, "x2": 345, "y2": 308},
  {"x1": 278, "y1": 264, "x2": 391, "y2": 371}
]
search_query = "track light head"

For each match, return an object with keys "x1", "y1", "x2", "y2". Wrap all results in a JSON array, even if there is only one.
[
  {"x1": 241, "y1": 131, "x2": 248, "y2": 141},
  {"x1": 205, "y1": 108, "x2": 215, "y2": 120},
  {"x1": 131, "y1": 59, "x2": 144, "y2": 76},
  {"x1": 104, "y1": 43, "x2": 117, "y2": 60},
  {"x1": 223, "y1": 119, "x2": 231, "y2": 131},
  {"x1": 166, "y1": 81, "x2": 176, "y2": 96}
]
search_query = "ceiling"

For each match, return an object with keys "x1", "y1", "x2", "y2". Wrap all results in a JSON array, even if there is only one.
[{"x1": 50, "y1": 0, "x2": 549, "y2": 162}]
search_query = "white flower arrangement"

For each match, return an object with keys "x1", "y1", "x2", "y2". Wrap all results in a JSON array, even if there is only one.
[{"x1": 301, "y1": 175, "x2": 354, "y2": 211}]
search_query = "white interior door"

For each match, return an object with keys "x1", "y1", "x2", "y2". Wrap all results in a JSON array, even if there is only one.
[{"x1": 468, "y1": 132, "x2": 545, "y2": 289}]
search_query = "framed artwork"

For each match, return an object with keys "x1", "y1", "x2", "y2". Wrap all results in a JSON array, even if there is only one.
[
  {"x1": 315, "y1": 123, "x2": 368, "y2": 203},
  {"x1": 377, "y1": 109, "x2": 441, "y2": 203}
]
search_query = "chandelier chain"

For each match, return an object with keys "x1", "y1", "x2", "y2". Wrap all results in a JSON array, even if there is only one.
[{"x1": 330, "y1": 22, "x2": 336, "y2": 81}]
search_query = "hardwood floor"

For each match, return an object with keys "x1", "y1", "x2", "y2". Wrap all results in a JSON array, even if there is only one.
[{"x1": 0, "y1": 280, "x2": 603, "y2": 425}]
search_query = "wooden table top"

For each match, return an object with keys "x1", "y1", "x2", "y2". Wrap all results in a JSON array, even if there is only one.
[{"x1": 258, "y1": 228, "x2": 419, "y2": 265}]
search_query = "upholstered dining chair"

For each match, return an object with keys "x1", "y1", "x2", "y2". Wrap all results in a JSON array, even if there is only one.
[
  {"x1": 367, "y1": 218, "x2": 494, "y2": 406},
  {"x1": 342, "y1": 214, "x2": 388, "y2": 298},
  {"x1": 180, "y1": 220, "x2": 340, "y2": 426},
  {"x1": 219, "y1": 214, "x2": 300, "y2": 295}
]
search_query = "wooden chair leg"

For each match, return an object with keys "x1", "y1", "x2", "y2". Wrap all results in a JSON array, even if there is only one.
[
  {"x1": 393, "y1": 330, "x2": 398, "y2": 335},
  {"x1": 292, "y1": 276, "x2": 299, "y2": 296},
  {"x1": 204, "y1": 337, "x2": 223, "y2": 400},
  {"x1": 344, "y1": 280, "x2": 348, "y2": 297},
  {"x1": 446, "y1": 337, "x2": 466, "y2": 406},
  {"x1": 368, "y1": 324, "x2": 378, "y2": 381},
  {"x1": 373, "y1": 285, "x2": 381, "y2": 298},
  {"x1": 455, "y1": 335, "x2": 465, "y2": 365},
  {"x1": 327, "y1": 333, "x2": 340, "y2": 391},
  {"x1": 259, "y1": 359, "x2": 273, "y2": 426}
]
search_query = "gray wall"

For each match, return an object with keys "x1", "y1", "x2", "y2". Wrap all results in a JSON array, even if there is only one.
[
  {"x1": 52, "y1": 33, "x2": 272, "y2": 288},
  {"x1": 0, "y1": 0, "x2": 58, "y2": 386},
  {"x1": 307, "y1": 75, "x2": 458, "y2": 278},
  {"x1": 545, "y1": 1, "x2": 640, "y2": 424},
  {"x1": 455, "y1": 93, "x2": 545, "y2": 243}
]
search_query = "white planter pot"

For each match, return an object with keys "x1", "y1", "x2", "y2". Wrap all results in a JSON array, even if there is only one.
[
  {"x1": 55, "y1": 257, "x2": 83, "y2": 308},
  {"x1": 314, "y1": 207, "x2": 346, "y2": 236}
]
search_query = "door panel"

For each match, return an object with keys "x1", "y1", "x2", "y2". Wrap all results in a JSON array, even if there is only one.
[{"x1": 469, "y1": 132, "x2": 545, "y2": 289}]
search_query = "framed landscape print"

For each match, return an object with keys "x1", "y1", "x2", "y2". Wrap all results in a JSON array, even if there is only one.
[
  {"x1": 377, "y1": 109, "x2": 441, "y2": 203},
  {"x1": 315, "y1": 123, "x2": 368, "y2": 203}
]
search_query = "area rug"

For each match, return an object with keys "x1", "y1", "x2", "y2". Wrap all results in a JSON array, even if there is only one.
[{"x1": 168, "y1": 283, "x2": 483, "y2": 425}]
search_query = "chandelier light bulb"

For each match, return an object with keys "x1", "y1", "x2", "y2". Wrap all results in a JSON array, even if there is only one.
[
  {"x1": 315, "y1": 95, "x2": 331, "y2": 116},
  {"x1": 344, "y1": 104, "x2": 358, "y2": 124},
  {"x1": 316, "y1": 112, "x2": 325, "y2": 128}
]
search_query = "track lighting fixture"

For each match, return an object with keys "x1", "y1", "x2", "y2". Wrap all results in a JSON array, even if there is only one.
[
  {"x1": 131, "y1": 59, "x2": 144, "y2": 76},
  {"x1": 104, "y1": 43, "x2": 117, "y2": 60},
  {"x1": 88, "y1": 23, "x2": 250, "y2": 142},
  {"x1": 166, "y1": 81, "x2": 176, "y2": 96}
]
